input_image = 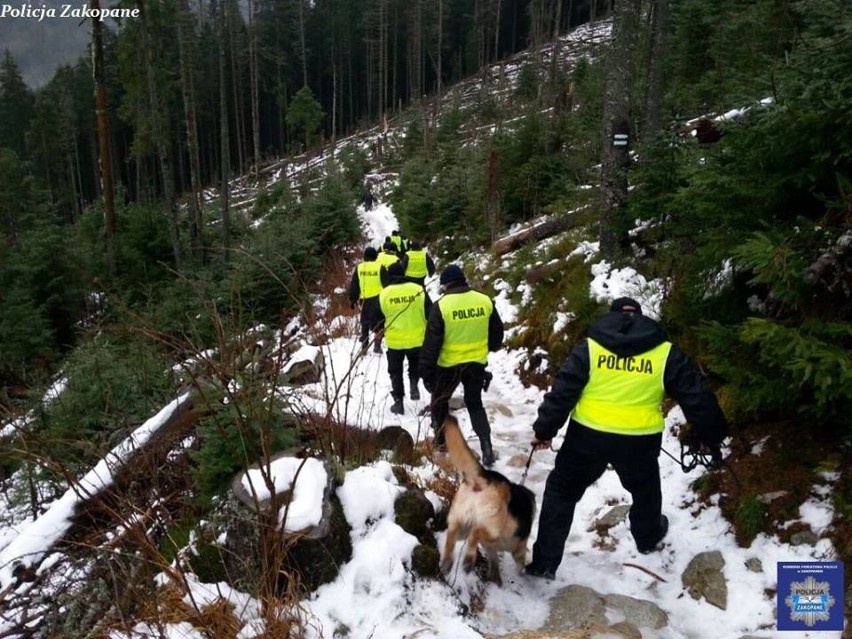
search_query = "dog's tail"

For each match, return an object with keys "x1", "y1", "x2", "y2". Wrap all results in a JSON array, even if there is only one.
[{"x1": 443, "y1": 415, "x2": 482, "y2": 479}]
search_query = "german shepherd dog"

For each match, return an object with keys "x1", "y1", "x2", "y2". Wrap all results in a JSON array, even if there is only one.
[{"x1": 440, "y1": 416, "x2": 536, "y2": 584}]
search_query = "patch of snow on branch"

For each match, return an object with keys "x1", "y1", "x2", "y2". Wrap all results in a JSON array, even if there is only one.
[{"x1": 0, "y1": 392, "x2": 193, "y2": 588}]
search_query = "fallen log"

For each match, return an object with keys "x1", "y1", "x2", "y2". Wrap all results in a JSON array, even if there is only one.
[
  {"x1": 0, "y1": 391, "x2": 207, "y2": 592},
  {"x1": 492, "y1": 206, "x2": 588, "y2": 256}
]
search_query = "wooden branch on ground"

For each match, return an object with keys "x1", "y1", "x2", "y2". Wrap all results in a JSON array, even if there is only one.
[{"x1": 524, "y1": 260, "x2": 564, "y2": 285}]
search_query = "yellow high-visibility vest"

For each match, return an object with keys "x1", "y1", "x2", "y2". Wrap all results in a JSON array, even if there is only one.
[
  {"x1": 437, "y1": 290, "x2": 493, "y2": 367},
  {"x1": 572, "y1": 339, "x2": 672, "y2": 435},
  {"x1": 376, "y1": 251, "x2": 399, "y2": 271},
  {"x1": 405, "y1": 249, "x2": 428, "y2": 278},
  {"x1": 379, "y1": 282, "x2": 427, "y2": 349},
  {"x1": 357, "y1": 261, "x2": 382, "y2": 299}
]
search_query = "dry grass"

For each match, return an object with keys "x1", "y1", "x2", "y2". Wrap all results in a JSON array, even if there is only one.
[{"x1": 303, "y1": 251, "x2": 361, "y2": 340}]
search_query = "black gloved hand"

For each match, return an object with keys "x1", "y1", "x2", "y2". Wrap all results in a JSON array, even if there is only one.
[
  {"x1": 707, "y1": 443, "x2": 723, "y2": 470},
  {"x1": 531, "y1": 437, "x2": 552, "y2": 451},
  {"x1": 679, "y1": 424, "x2": 724, "y2": 472}
]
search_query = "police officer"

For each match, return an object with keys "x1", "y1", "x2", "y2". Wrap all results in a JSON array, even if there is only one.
[
  {"x1": 419, "y1": 264, "x2": 504, "y2": 466},
  {"x1": 525, "y1": 297, "x2": 728, "y2": 580},
  {"x1": 348, "y1": 246, "x2": 383, "y2": 354},
  {"x1": 379, "y1": 262, "x2": 432, "y2": 415},
  {"x1": 390, "y1": 229, "x2": 408, "y2": 254},
  {"x1": 404, "y1": 241, "x2": 436, "y2": 286},
  {"x1": 377, "y1": 240, "x2": 406, "y2": 288}
]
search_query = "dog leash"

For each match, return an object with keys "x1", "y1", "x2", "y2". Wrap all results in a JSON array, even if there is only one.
[{"x1": 519, "y1": 448, "x2": 535, "y2": 486}]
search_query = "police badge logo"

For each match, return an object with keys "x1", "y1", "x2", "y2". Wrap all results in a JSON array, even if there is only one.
[
  {"x1": 784, "y1": 575, "x2": 835, "y2": 626},
  {"x1": 777, "y1": 561, "x2": 844, "y2": 631}
]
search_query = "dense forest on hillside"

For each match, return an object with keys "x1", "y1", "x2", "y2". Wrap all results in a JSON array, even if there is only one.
[
  {"x1": 1, "y1": 0, "x2": 850, "y2": 439},
  {"x1": 1, "y1": 0, "x2": 851, "y2": 593},
  {"x1": 1, "y1": 0, "x2": 613, "y2": 211}
]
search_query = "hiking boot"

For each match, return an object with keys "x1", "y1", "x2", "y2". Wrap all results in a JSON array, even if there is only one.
[
  {"x1": 480, "y1": 441, "x2": 495, "y2": 467},
  {"x1": 637, "y1": 515, "x2": 669, "y2": 554},
  {"x1": 390, "y1": 399, "x2": 405, "y2": 415},
  {"x1": 410, "y1": 385, "x2": 420, "y2": 401},
  {"x1": 525, "y1": 563, "x2": 556, "y2": 581}
]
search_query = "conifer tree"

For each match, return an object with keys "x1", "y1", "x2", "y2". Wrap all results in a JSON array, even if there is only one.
[{"x1": 0, "y1": 51, "x2": 33, "y2": 158}]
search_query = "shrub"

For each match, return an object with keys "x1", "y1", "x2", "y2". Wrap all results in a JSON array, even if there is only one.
[
  {"x1": 36, "y1": 332, "x2": 175, "y2": 470},
  {"x1": 191, "y1": 403, "x2": 301, "y2": 507}
]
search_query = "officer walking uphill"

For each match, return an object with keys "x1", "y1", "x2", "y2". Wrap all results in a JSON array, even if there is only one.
[
  {"x1": 419, "y1": 264, "x2": 504, "y2": 466},
  {"x1": 378, "y1": 262, "x2": 432, "y2": 415},
  {"x1": 403, "y1": 241, "x2": 436, "y2": 287},
  {"x1": 377, "y1": 240, "x2": 404, "y2": 288},
  {"x1": 525, "y1": 297, "x2": 728, "y2": 580},
  {"x1": 389, "y1": 230, "x2": 406, "y2": 253},
  {"x1": 348, "y1": 246, "x2": 383, "y2": 354}
]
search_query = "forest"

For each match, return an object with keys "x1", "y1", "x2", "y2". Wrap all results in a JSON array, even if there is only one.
[{"x1": 0, "y1": 0, "x2": 851, "y2": 633}]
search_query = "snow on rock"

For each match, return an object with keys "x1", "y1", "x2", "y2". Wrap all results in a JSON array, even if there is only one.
[{"x1": 241, "y1": 457, "x2": 328, "y2": 532}]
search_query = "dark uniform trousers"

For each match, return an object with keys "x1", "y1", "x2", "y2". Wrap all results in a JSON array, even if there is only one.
[
  {"x1": 531, "y1": 421, "x2": 663, "y2": 569},
  {"x1": 430, "y1": 362, "x2": 489, "y2": 445},
  {"x1": 359, "y1": 297, "x2": 382, "y2": 346},
  {"x1": 387, "y1": 347, "x2": 420, "y2": 400}
]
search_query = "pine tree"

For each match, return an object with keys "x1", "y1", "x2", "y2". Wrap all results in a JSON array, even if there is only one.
[
  {"x1": 0, "y1": 50, "x2": 34, "y2": 158},
  {"x1": 286, "y1": 86, "x2": 324, "y2": 151}
]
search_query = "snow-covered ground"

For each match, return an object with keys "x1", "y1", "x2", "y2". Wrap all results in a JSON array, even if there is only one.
[{"x1": 0, "y1": 201, "x2": 842, "y2": 639}]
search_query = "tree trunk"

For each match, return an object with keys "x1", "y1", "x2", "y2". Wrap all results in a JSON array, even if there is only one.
[
  {"x1": 219, "y1": 0, "x2": 231, "y2": 261},
  {"x1": 298, "y1": 0, "x2": 308, "y2": 87},
  {"x1": 485, "y1": 146, "x2": 502, "y2": 243},
  {"x1": 249, "y1": 0, "x2": 261, "y2": 176},
  {"x1": 548, "y1": 0, "x2": 564, "y2": 93},
  {"x1": 392, "y1": 1, "x2": 398, "y2": 112},
  {"x1": 229, "y1": 1, "x2": 246, "y2": 173},
  {"x1": 91, "y1": 0, "x2": 117, "y2": 278},
  {"x1": 436, "y1": 0, "x2": 443, "y2": 108},
  {"x1": 599, "y1": 0, "x2": 640, "y2": 259},
  {"x1": 410, "y1": 0, "x2": 422, "y2": 101},
  {"x1": 379, "y1": 0, "x2": 387, "y2": 117},
  {"x1": 139, "y1": 0, "x2": 182, "y2": 269},
  {"x1": 331, "y1": 41, "x2": 338, "y2": 144},
  {"x1": 493, "y1": 0, "x2": 501, "y2": 62},
  {"x1": 178, "y1": 0, "x2": 205, "y2": 262},
  {"x1": 642, "y1": 0, "x2": 669, "y2": 142},
  {"x1": 72, "y1": 136, "x2": 83, "y2": 221}
]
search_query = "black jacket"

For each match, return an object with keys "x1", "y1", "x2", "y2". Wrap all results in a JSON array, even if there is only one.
[
  {"x1": 348, "y1": 260, "x2": 373, "y2": 304},
  {"x1": 532, "y1": 311, "x2": 728, "y2": 445},
  {"x1": 419, "y1": 284, "x2": 504, "y2": 382}
]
